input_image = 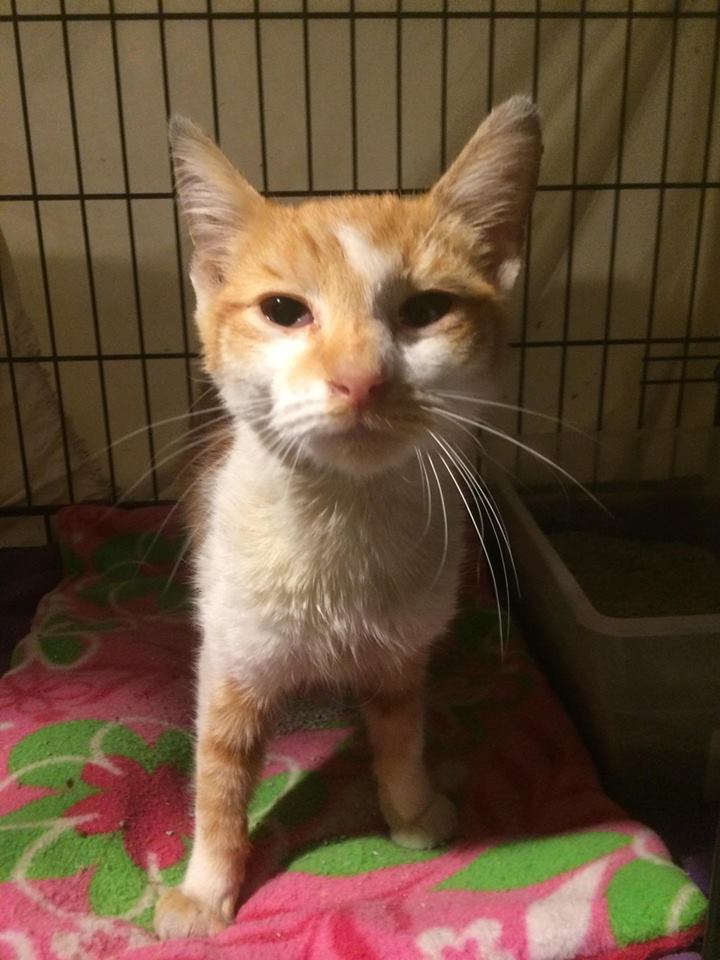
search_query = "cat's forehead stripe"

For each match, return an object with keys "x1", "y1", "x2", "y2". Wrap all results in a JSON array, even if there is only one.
[{"x1": 333, "y1": 223, "x2": 400, "y2": 292}]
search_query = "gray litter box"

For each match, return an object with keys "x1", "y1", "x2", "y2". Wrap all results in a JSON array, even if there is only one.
[{"x1": 488, "y1": 427, "x2": 720, "y2": 807}]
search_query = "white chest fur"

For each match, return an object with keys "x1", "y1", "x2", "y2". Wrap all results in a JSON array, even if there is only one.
[{"x1": 193, "y1": 428, "x2": 465, "y2": 694}]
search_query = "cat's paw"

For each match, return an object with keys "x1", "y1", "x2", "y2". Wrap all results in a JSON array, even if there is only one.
[
  {"x1": 154, "y1": 887, "x2": 234, "y2": 940},
  {"x1": 390, "y1": 793, "x2": 458, "y2": 850}
]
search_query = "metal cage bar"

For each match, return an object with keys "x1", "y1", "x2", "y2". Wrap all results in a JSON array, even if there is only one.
[{"x1": 1, "y1": 0, "x2": 719, "y2": 544}]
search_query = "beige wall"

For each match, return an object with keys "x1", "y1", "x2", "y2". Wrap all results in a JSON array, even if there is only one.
[{"x1": 1, "y1": 0, "x2": 718, "y2": 543}]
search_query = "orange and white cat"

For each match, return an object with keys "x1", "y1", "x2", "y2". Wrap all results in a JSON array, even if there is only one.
[{"x1": 154, "y1": 96, "x2": 542, "y2": 939}]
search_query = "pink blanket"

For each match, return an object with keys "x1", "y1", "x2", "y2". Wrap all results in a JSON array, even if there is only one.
[{"x1": 0, "y1": 505, "x2": 706, "y2": 960}]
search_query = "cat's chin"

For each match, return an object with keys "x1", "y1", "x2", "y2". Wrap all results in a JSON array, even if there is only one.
[{"x1": 306, "y1": 428, "x2": 413, "y2": 478}]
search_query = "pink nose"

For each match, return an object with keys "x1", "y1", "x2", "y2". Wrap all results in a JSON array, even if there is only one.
[{"x1": 328, "y1": 372, "x2": 385, "y2": 409}]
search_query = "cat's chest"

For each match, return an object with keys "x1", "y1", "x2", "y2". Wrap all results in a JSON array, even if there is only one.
[
  {"x1": 198, "y1": 463, "x2": 462, "y2": 638},
  {"x1": 229, "y1": 487, "x2": 440, "y2": 601},
  {"x1": 194, "y1": 459, "x2": 466, "y2": 689}
]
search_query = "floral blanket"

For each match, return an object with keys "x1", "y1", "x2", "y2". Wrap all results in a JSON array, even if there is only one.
[{"x1": 0, "y1": 505, "x2": 706, "y2": 960}]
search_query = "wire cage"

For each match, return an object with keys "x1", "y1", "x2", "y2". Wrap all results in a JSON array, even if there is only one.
[{"x1": 0, "y1": 0, "x2": 719, "y2": 546}]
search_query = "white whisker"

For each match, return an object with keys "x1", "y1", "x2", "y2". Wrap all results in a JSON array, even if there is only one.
[
  {"x1": 414, "y1": 448, "x2": 433, "y2": 538},
  {"x1": 425, "y1": 413, "x2": 519, "y2": 593},
  {"x1": 164, "y1": 531, "x2": 193, "y2": 594},
  {"x1": 422, "y1": 405, "x2": 608, "y2": 515},
  {"x1": 138, "y1": 427, "x2": 233, "y2": 565},
  {"x1": 156, "y1": 464, "x2": 222, "y2": 592},
  {"x1": 437, "y1": 433, "x2": 515, "y2": 594},
  {"x1": 433, "y1": 390, "x2": 596, "y2": 440},
  {"x1": 3, "y1": 402, "x2": 234, "y2": 507},
  {"x1": 113, "y1": 416, "x2": 230, "y2": 507},
  {"x1": 434, "y1": 449, "x2": 506, "y2": 654},
  {"x1": 427, "y1": 403, "x2": 518, "y2": 486},
  {"x1": 428, "y1": 430, "x2": 509, "y2": 652},
  {"x1": 425, "y1": 453, "x2": 448, "y2": 590}
]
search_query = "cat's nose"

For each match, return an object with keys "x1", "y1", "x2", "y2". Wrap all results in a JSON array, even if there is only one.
[{"x1": 328, "y1": 372, "x2": 385, "y2": 409}]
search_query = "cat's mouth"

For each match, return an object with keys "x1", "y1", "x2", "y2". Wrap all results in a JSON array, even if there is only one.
[
  {"x1": 331, "y1": 421, "x2": 385, "y2": 440},
  {"x1": 316, "y1": 420, "x2": 393, "y2": 448},
  {"x1": 305, "y1": 414, "x2": 420, "y2": 476}
]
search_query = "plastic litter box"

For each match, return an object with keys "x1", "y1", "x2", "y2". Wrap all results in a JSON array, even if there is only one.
[{"x1": 488, "y1": 427, "x2": 720, "y2": 807}]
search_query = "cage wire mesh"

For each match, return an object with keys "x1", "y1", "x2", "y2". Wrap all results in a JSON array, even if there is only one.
[{"x1": 0, "y1": 0, "x2": 719, "y2": 545}]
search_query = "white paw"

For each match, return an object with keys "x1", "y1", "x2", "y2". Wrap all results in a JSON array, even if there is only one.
[
  {"x1": 390, "y1": 794, "x2": 458, "y2": 850},
  {"x1": 154, "y1": 887, "x2": 234, "y2": 940}
]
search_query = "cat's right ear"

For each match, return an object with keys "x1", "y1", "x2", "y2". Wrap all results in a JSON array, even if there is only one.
[{"x1": 169, "y1": 116, "x2": 263, "y2": 307}]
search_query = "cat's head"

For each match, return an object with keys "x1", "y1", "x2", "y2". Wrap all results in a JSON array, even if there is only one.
[{"x1": 170, "y1": 97, "x2": 541, "y2": 477}]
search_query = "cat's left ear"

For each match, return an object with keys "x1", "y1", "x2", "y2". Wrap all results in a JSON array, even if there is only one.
[{"x1": 431, "y1": 95, "x2": 542, "y2": 293}]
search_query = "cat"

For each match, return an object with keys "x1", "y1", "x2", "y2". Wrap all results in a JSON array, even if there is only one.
[{"x1": 154, "y1": 95, "x2": 542, "y2": 939}]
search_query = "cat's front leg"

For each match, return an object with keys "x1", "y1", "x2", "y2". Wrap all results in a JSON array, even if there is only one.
[
  {"x1": 361, "y1": 660, "x2": 458, "y2": 851},
  {"x1": 154, "y1": 678, "x2": 271, "y2": 940}
]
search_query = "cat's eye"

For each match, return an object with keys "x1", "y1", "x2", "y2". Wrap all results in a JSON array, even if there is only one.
[
  {"x1": 260, "y1": 295, "x2": 313, "y2": 329},
  {"x1": 400, "y1": 291, "x2": 454, "y2": 329}
]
